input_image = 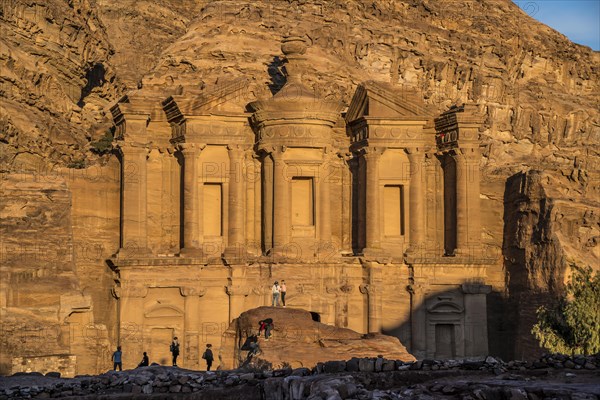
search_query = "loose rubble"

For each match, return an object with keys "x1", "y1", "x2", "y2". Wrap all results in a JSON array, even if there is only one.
[{"x1": 1, "y1": 354, "x2": 598, "y2": 399}]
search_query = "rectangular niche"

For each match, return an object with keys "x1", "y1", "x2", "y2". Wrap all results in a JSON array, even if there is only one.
[
  {"x1": 291, "y1": 177, "x2": 314, "y2": 226},
  {"x1": 383, "y1": 185, "x2": 405, "y2": 236},
  {"x1": 203, "y1": 183, "x2": 222, "y2": 236}
]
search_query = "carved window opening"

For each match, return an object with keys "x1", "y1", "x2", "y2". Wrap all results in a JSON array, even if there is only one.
[
  {"x1": 383, "y1": 184, "x2": 405, "y2": 237},
  {"x1": 204, "y1": 183, "x2": 222, "y2": 236},
  {"x1": 291, "y1": 177, "x2": 314, "y2": 226}
]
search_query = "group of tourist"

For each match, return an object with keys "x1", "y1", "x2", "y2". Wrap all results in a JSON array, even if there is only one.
[
  {"x1": 110, "y1": 339, "x2": 214, "y2": 371},
  {"x1": 110, "y1": 280, "x2": 289, "y2": 372},
  {"x1": 271, "y1": 280, "x2": 287, "y2": 307}
]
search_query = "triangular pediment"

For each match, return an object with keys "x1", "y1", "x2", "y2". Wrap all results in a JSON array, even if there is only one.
[{"x1": 346, "y1": 81, "x2": 432, "y2": 123}]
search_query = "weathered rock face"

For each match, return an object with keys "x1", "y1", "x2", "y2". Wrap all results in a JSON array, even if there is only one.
[
  {"x1": 0, "y1": 0, "x2": 599, "y2": 375},
  {"x1": 220, "y1": 307, "x2": 415, "y2": 370}
]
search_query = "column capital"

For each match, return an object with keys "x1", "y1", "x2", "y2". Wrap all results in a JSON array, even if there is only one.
[
  {"x1": 225, "y1": 285, "x2": 250, "y2": 296},
  {"x1": 227, "y1": 144, "x2": 249, "y2": 152},
  {"x1": 178, "y1": 142, "x2": 206, "y2": 154},
  {"x1": 116, "y1": 141, "x2": 150, "y2": 155},
  {"x1": 404, "y1": 147, "x2": 426, "y2": 156},
  {"x1": 359, "y1": 283, "x2": 380, "y2": 295},
  {"x1": 362, "y1": 146, "x2": 386, "y2": 159},
  {"x1": 406, "y1": 283, "x2": 426, "y2": 295}
]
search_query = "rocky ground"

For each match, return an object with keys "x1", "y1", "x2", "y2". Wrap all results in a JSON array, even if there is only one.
[{"x1": 0, "y1": 354, "x2": 598, "y2": 399}]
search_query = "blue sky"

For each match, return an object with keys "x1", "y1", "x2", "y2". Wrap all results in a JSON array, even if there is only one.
[{"x1": 513, "y1": 0, "x2": 600, "y2": 50}]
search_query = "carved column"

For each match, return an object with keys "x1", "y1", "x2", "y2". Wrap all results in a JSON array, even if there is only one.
[
  {"x1": 180, "y1": 144, "x2": 203, "y2": 256},
  {"x1": 464, "y1": 148, "x2": 482, "y2": 250},
  {"x1": 408, "y1": 283, "x2": 426, "y2": 359},
  {"x1": 319, "y1": 149, "x2": 332, "y2": 247},
  {"x1": 272, "y1": 148, "x2": 290, "y2": 255},
  {"x1": 360, "y1": 262, "x2": 383, "y2": 333},
  {"x1": 262, "y1": 153, "x2": 274, "y2": 253},
  {"x1": 406, "y1": 148, "x2": 426, "y2": 257},
  {"x1": 224, "y1": 145, "x2": 246, "y2": 260},
  {"x1": 119, "y1": 143, "x2": 150, "y2": 256},
  {"x1": 364, "y1": 148, "x2": 384, "y2": 252},
  {"x1": 453, "y1": 148, "x2": 481, "y2": 256}
]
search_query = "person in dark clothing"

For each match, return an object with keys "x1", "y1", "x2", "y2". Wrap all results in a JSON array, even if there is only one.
[
  {"x1": 241, "y1": 335, "x2": 261, "y2": 362},
  {"x1": 263, "y1": 318, "x2": 274, "y2": 340},
  {"x1": 170, "y1": 337, "x2": 180, "y2": 366},
  {"x1": 137, "y1": 352, "x2": 149, "y2": 367},
  {"x1": 112, "y1": 346, "x2": 122, "y2": 371},
  {"x1": 202, "y1": 344, "x2": 214, "y2": 371},
  {"x1": 258, "y1": 320, "x2": 267, "y2": 336}
]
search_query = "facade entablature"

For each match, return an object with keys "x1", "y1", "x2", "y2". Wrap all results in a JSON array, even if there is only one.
[
  {"x1": 434, "y1": 104, "x2": 485, "y2": 151},
  {"x1": 347, "y1": 117, "x2": 432, "y2": 147},
  {"x1": 255, "y1": 122, "x2": 334, "y2": 149},
  {"x1": 177, "y1": 115, "x2": 253, "y2": 146}
]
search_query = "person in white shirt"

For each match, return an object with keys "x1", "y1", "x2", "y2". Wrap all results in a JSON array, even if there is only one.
[{"x1": 271, "y1": 281, "x2": 280, "y2": 306}]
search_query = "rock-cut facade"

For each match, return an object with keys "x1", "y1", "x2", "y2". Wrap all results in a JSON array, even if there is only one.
[{"x1": 109, "y1": 36, "x2": 494, "y2": 369}]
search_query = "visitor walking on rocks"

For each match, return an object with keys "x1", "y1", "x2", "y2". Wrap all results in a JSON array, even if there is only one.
[
  {"x1": 202, "y1": 344, "x2": 214, "y2": 371},
  {"x1": 280, "y1": 280, "x2": 287, "y2": 307},
  {"x1": 264, "y1": 318, "x2": 274, "y2": 341},
  {"x1": 137, "y1": 352, "x2": 149, "y2": 367},
  {"x1": 112, "y1": 346, "x2": 122, "y2": 371},
  {"x1": 170, "y1": 337, "x2": 180, "y2": 366},
  {"x1": 272, "y1": 281, "x2": 280, "y2": 306}
]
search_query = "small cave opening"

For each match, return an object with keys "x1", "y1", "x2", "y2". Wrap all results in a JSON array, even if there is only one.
[
  {"x1": 78, "y1": 63, "x2": 106, "y2": 107},
  {"x1": 310, "y1": 312, "x2": 321, "y2": 322}
]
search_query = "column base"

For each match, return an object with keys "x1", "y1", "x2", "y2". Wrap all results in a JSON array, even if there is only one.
[
  {"x1": 179, "y1": 247, "x2": 204, "y2": 258},
  {"x1": 222, "y1": 247, "x2": 255, "y2": 264},
  {"x1": 362, "y1": 247, "x2": 391, "y2": 263},
  {"x1": 116, "y1": 246, "x2": 151, "y2": 259}
]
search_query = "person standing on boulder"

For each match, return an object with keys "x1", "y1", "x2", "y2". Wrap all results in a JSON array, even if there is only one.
[
  {"x1": 170, "y1": 337, "x2": 180, "y2": 367},
  {"x1": 271, "y1": 281, "x2": 280, "y2": 306},
  {"x1": 280, "y1": 280, "x2": 287, "y2": 307},
  {"x1": 202, "y1": 344, "x2": 214, "y2": 371},
  {"x1": 112, "y1": 346, "x2": 122, "y2": 371}
]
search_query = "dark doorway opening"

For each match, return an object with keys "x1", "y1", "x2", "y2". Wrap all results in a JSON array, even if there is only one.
[{"x1": 310, "y1": 312, "x2": 321, "y2": 322}]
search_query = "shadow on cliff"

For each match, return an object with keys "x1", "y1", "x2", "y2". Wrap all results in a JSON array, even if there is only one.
[
  {"x1": 267, "y1": 56, "x2": 286, "y2": 95},
  {"x1": 78, "y1": 63, "x2": 106, "y2": 107},
  {"x1": 383, "y1": 284, "x2": 514, "y2": 361},
  {"x1": 498, "y1": 171, "x2": 566, "y2": 361}
]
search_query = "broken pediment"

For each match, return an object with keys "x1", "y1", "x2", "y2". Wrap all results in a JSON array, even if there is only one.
[
  {"x1": 345, "y1": 81, "x2": 433, "y2": 123},
  {"x1": 164, "y1": 77, "x2": 255, "y2": 118}
]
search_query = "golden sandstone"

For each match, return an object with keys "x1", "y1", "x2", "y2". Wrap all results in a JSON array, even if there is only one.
[{"x1": 0, "y1": 0, "x2": 598, "y2": 376}]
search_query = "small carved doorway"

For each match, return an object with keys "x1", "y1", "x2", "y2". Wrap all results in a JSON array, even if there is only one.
[
  {"x1": 435, "y1": 324, "x2": 456, "y2": 359},
  {"x1": 151, "y1": 328, "x2": 174, "y2": 366}
]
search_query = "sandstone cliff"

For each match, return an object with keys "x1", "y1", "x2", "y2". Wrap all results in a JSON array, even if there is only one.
[{"x1": 0, "y1": 0, "x2": 598, "y2": 372}]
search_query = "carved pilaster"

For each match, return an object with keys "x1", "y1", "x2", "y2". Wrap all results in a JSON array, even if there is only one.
[
  {"x1": 405, "y1": 147, "x2": 426, "y2": 258},
  {"x1": 407, "y1": 283, "x2": 426, "y2": 358},
  {"x1": 271, "y1": 147, "x2": 290, "y2": 257},
  {"x1": 363, "y1": 147, "x2": 385, "y2": 256},
  {"x1": 224, "y1": 144, "x2": 249, "y2": 262},
  {"x1": 117, "y1": 142, "x2": 151, "y2": 258},
  {"x1": 179, "y1": 143, "x2": 205, "y2": 257}
]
